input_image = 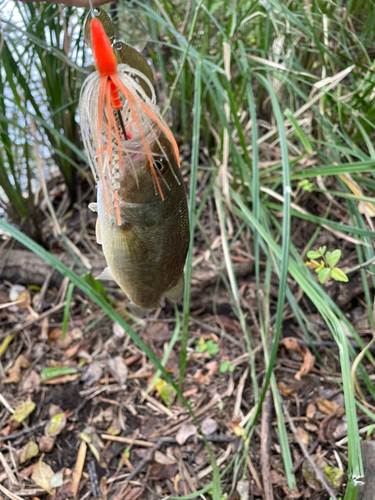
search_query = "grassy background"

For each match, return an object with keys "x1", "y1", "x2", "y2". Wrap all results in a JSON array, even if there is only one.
[{"x1": 1, "y1": 0, "x2": 375, "y2": 498}]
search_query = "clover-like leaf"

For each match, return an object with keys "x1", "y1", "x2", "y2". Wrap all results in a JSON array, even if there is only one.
[
  {"x1": 330, "y1": 268, "x2": 349, "y2": 282},
  {"x1": 318, "y1": 246, "x2": 326, "y2": 256},
  {"x1": 318, "y1": 267, "x2": 331, "y2": 284},
  {"x1": 206, "y1": 341, "x2": 218, "y2": 356},
  {"x1": 326, "y1": 249, "x2": 341, "y2": 268},
  {"x1": 307, "y1": 251, "x2": 322, "y2": 259}
]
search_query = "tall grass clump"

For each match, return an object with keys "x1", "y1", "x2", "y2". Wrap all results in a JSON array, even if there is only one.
[
  {"x1": 1, "y1": 0, "x2": 375, "y2": 497},
  {"x1": 0, "y1": 2, "x2": 88, "y2": 235}
]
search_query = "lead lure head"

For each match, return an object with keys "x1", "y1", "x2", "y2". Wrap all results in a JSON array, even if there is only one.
[{"x1": 79, "y1": 14, "x2": 180, "y2": 226}]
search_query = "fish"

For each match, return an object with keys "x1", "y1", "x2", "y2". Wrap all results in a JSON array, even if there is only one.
[{"x1": 79, "y1": 12, "x2": 189, "y2": 315}]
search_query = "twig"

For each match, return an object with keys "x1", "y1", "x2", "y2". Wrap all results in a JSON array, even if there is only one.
[
  {"x1": 10, "y1": 302, "x2": 67, "y2": 335},
  {"x1": 72, "y1": 440, "x2": 87, "y2": 499},
  {"x1": 260, "y1": 389, "x2": 274, "y2": 500},
  {"x1": 282, "y1": 401, "x2": 338, "y2": 500},
  {"x1": 0, "y1": 394, "x2": 14, "y2": 414},
  {"x1": 0, "y1": 484, "x2": 23, "y2": 500},
  {"x1": 87, "y1": 460, "x2": 101, "y2": 499},
  {"x1": 102, "y1": 433, "x2": 237, "y2": 447},
  {"x1": 0, "y1": 421, "x2": 46, "y2": 444},
  {"x1": 125, "y1": 441, "x2": 162, "y2": 483}
]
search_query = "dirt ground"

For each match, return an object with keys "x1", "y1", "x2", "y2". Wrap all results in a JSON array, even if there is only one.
[{"x1": 0, "y1": 163, "x2": 374, "y2": 500}]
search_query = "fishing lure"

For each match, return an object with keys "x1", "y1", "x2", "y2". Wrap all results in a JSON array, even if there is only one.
[{"x1": 79, "y1": 11, "x2": 189, "y2": 315}]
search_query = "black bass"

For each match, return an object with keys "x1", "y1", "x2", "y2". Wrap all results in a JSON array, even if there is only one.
[{"x1": 79, "y1": 12, "x2": 189, "y2": 315}]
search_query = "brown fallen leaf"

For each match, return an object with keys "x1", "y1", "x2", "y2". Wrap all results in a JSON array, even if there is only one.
[
  {"x1": 3, "y1": 354, "x2": 30, "y2": 384},
  {"x1": 39, "y1": 436, "x2": 55, "y2": 453},
  {"x1": 22, "y1": 370, "x2": 41, "y2": 393},
  {"x1": 145, "y1": 322, "x2": 170, "y2": 346},
  {"x1": 149, "y1": 460, "x2": 177, "y2": 480},
  {"x1": 306, "y1": 403, "x2": 316, "y2": 419},
  {"x1": 81, "y1": 363, "x2": 103, "y2": 387},
  {"x1": 277, "y1": 381, "x2": 295, "y2": 396},
  {"x1": 282, "y1": 337, "x2": 316, "y2": 380},
  {"x1": 107, "y1": 356, "x2": 128, "y2": 389},
  {"x1": 318, "y1": 414, "x2": 340, "y2": 443},
  {"x1": 316, "y1": 397, "x2": 345, "y2": 418},
  {"x1": 43, "y1": 373, "x2": 80, "y2": 385},
  {"x1": 201, "y1": 417, "x2": 218, "y2": 435},
  {"x1": 296, "y1": 427, "x2": 309, "y2": 446},
  {"x1": 176, "y1": 424, "x2": 197, "y2": 445},
  {"x1": 295, "y1": 349, "x2": 315, "y2": 381}
]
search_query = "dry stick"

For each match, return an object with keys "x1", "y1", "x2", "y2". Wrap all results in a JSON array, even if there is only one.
[
  {"x1": 102, "y1": 433, "x2": 237, "y2": 447},
  {"x1": 0, "y1": 421, "x2": 46, "y2": 443},
  {"x1": 282, "y1": 402, "x2": 338, "y2": 500},
  {"x1": 87, "y1": 460, "x2": 101, "y2": 499},
  {"x1": 125, "y1": 441, "x2": 162, "y2": 483},
  {"x1": 0, "y1": 484, "x2": 23, "y2": 500},
  {"x1": 260, "y1": 389, "x2": 274, "y2": 500},
  {"x1": 10, "y1": 301, "x2": 67, "y2": 335},
  {"x1": 71, "y1": 440, "x2": 87, "y2": 499}
]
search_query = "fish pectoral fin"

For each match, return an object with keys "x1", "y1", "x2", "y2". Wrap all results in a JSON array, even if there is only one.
[
  {"x1": 165, "y1": 274, "x2": 184, "y2": 302},
  {"x1": 95, "y1": 217, "x2": 102, "y2": 245},
  {"x1": 88, "y1": 202, "x2": 98, "y2": 212},
  {"x1": 126, "y1": 301, "x2": 153, "y2": 318},
  {"x1": 96, "y1": 266, "x2": 115, "y2": 281}
]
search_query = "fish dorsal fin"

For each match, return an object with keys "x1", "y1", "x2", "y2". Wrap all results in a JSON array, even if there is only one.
[
  {"x1": 88, "y1": 202, "x2": 98, "y2": 212},
  {"x1": 96, "y1": 266, "x2": 115, "y2": 281}
]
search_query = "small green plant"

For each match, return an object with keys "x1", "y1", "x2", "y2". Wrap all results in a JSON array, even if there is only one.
[
  {"x1": 306, "y1": 247, "x2": 349, "y2": 284},
  {"x1": 298, "y1": 179, "x2": 313, "y2": 192},
  {"x1": 195, "y1": 337, "x2": 218, "y2": 356},
  {"x1": 219, "y1": 360, "x2": 235, "y2": 373}
]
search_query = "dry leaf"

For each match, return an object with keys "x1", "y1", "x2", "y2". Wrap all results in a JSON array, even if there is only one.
[
  {"x1": 145, "y1": 322, "x2": 170, "y2": 346},
  {"x1": 107, "y1": 356, "x2": 128, "y2": 389},
  {"x1": 316, "y1": 397, "x2": 345, "y2": 418},
  {"x1": 81, "y1": 363, "x2": 103, "y2": 387},
  {"x1": 16, "y1": 290, "x2": 31, "y2": 310},
  {"x1": 49, "y1": 404, "x2": 63, "y2": 418},
  {"x1": 296, "y1": 427, "x2": 309, "y2": 446},
  {"x1": 201, "y1": 417, "x2": 218, "y2": 435},
  {"x1": 154, "y1": 451, "x2": 176, "y2": 465},
  {"x1": 277, "y1": 381, "x2": 295, "y2": 396},
  {"x1": 295, "y1": 349, "x2": 316, "y2": 381},
  {"x1": 31, "y1": 460, "x2": 54, "y2": 493},
  {"x1": 39, "y1": 436, "x2": 55, "y2": 453},
  {"x1": 50, "y1": 469, "x2": 64, "y2": 489},
  {"x1": 19, "y1": 441, "x2": 39, "y2": 463},
  {"x1": 3, "y1": 354, "x2": 30, "y2": 384},
  {"x1": 45, "y1": 413, "x2": 67, "y2": 437},
  {"x1": 149, "y1": 460, "x2": 177, "y2": 480},
  {"x1": 282, "y1": 337, "x2": 304, "y2": 355},
  {"x1": 306, "y1": 403, "x2": 316, "y2": 419},
  {"x1": 11, "y1": 398, "x2": 35, "y2": 423},
  {"x1": 112, "y1": 322, "x2": 125, "y2": 338},
  {"x1": 282, "y1": 337, "x2": 315, "y2": 380},
  {"x1": 175, "y1": 424, "x2": 197, "y2": 445},
  {"x1": 22, "y1": 370, "x2": 41, "y2": 393}
]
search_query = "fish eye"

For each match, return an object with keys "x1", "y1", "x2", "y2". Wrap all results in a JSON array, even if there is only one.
[{"x1": 153, "y1": 160, "x2": 164, "y2": 173}]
